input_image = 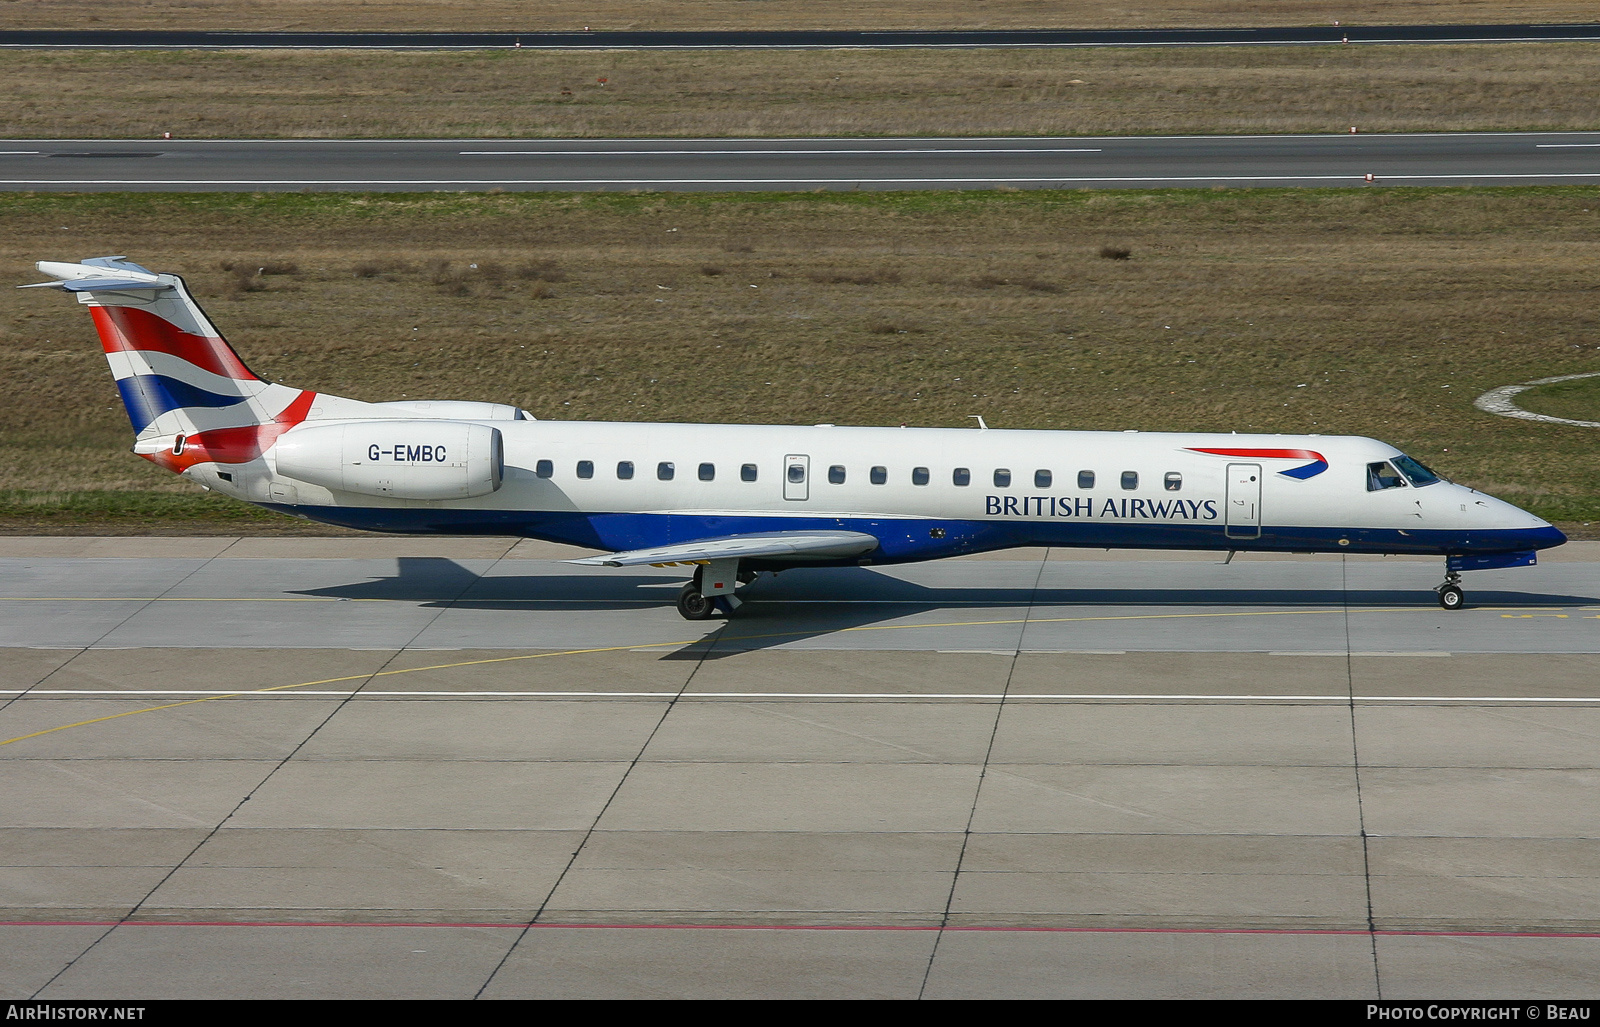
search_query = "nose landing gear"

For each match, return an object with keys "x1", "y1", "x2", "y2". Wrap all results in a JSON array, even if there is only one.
[{"x1": 1435, "y1": 569, "x2": 1465, "y2": 611}]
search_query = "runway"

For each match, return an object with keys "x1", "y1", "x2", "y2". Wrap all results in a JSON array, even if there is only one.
[
  {"x1": 4, "y1": 536, "x2": 1600, "y2": 998},
  {"x1": 5, "y1": 24, "x2": 1600, "y2": 50},
  {"x1": 5, "y1": 132, "x2": 1599, "y2": 193}
]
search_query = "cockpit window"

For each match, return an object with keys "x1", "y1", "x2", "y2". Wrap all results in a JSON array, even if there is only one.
[
  {"x1": 1367, "y1": 461, "x2": 1407, "y2": 491},
  {"x1": 1392, "y1": 454, "x2": 1441, "y2": 487}
]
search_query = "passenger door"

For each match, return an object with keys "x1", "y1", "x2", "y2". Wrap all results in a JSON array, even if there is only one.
[
  {"x1": 1225, "y1": 463, "x2": 1262, "y2": 539},
  {"x1": 783, "y1": 454, "x2": 810, "y2": 501}
]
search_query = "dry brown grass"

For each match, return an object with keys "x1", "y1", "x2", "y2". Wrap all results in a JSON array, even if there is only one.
[
  {"x1": 4, "y1": 43, "x2": 1600, "y2": 138},
  {"x1": 2, "y1": 188, "x2": 1599, "y2": 526},
  {"x1": 4, "y1": 1, "x2": 1596, "y2": 31}
]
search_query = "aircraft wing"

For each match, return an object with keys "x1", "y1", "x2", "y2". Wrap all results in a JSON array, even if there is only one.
[{"x1": 567, "y1": 529, "x2": 879, "y2": 567}]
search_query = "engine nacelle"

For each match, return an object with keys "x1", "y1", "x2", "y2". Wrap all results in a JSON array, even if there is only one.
[{"x1": 274, "y1": 420, "x2": 503, "y2": 500}]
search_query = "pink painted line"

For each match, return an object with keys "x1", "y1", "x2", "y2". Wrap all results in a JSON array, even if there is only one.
[{"x1": 6, "y1": 920, "x2": 1600, "y2": 939}]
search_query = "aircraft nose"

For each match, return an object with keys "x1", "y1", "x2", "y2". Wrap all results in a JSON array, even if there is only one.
[{"x1": 1524, "y1": 523, "x2": 1568, "y2": 549}]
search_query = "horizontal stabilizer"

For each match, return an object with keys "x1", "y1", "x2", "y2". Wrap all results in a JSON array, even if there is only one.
[
  {"x1": 19, "y1": 277, "x2": 173, "y2": 292},
  {"x1": 569, "y1": 529, "x2": 879, "y2": 568}
]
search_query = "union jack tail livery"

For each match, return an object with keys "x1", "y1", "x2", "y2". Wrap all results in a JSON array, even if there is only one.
[{"x1": 24, "y1": 257, "x2": 316, "y2": 475}]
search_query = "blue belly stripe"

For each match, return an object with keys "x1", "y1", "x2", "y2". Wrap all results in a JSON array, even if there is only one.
[{"x1": 256, "y1": 506, "x2": 1567, "y2": 563}]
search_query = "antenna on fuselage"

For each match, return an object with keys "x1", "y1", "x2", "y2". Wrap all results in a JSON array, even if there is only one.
[{"x1": 968, "y1": 415, "x2": 989, "y2": 430}]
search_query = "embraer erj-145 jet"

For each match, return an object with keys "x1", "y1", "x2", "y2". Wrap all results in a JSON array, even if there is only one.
[{"x1": 26, "y1": 257, "x2": 1565, "y2": 618}]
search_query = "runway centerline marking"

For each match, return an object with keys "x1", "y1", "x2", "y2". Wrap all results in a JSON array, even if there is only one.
[
  {"x1": 459, "y1": 148, "x2": 1105, "y2": 156},
  {"x1": 0, "y1": 604, "x2": 1581, "y2": 748}
]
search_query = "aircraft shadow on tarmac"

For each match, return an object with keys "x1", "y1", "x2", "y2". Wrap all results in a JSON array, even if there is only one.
[{"x1": 291, "y1": 558, "x2": 1599, "y2": 657}]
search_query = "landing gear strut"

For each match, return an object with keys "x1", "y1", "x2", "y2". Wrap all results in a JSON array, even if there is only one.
[
  {"x1": 1435, "y1": 570, "x2": 1465, "y2": 611},
  {"x1": 675, "y1": 564, "x2": 746, "y2": 621}
]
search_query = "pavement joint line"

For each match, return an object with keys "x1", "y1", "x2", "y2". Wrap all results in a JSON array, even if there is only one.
[
  {"x1": 0, "y1": 602, "x2": 1584, "y2": 748},
  {"x1": 0, "y1": 541, "x2": 244, "y2": 717},
  {"x1": 0, "y1": 639, "x2": 702, "y2": 749},
  {"x1": 474, "y1": 589, "x2": 728, "y2": 997},
  {"x1": 25, "y1": 538, "x2": 525, "y2": 999},
  {"x1": 1342, "y1": 554, "x2": 1383, "y2": 996},
  {"x1": 919, "y1": 544, "x2": 1046, "y2": 997}
]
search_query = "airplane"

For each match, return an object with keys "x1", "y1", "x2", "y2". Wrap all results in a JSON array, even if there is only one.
[{"x1": 24, "y1": 256, "x2": 1565, "y2": 619}]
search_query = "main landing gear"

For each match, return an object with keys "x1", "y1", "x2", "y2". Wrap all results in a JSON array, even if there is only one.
[
  {"x1": 677, "y1": 580, "x2": 716, "y2": 620},
  {"x1": 1435, "y1": 570, "x2": 1465, "y2": 611},
  {"x1": 675, "y1": 565, "x2": 757, "y2": 621}
]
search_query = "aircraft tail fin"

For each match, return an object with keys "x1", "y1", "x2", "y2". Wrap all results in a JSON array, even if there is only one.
[
  {"x1": 25, "y1": 257, "x2": 310, "y2": 433},
  {"x1": 24, "y1": 257, "x2": 315, "y2": 474}
]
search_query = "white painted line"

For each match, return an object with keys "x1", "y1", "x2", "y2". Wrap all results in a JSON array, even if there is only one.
[
  {"x1": 0, "y1": 151, "x2": 40, "y2": 154},
  {"x1": 1270, "y1": 650, "x2": 1450, "y2": 657},
  {"x1": 1474, "y1": 371, "x2": 1600, "y2": 428},
  {"x1": 8, "y1": 131, "x2": 1598, "y2": 143},
  {"x1": 9, "y1": 688, "x2": 1600, "y2": 703},
  {"x1": 1536, "y1": 143, "x2": 1600, "y2": 147},
  {"x1": 459, "y1": 148, "x2": 1103, "y2": 156},
  {"x1": 7, "y1": 173, "x2": 1600, "y2": 187}
]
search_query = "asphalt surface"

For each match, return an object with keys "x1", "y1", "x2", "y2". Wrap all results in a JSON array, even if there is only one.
[
  {"x1": 5, "y1": 132, "x2": 1600, "y2": 192},
  {"x1": 4, "y1": 24, "x2": 1600, "y2": 49},
  {"x1": 5, "y1": 537, "x2": 1600, "y2": 998}
]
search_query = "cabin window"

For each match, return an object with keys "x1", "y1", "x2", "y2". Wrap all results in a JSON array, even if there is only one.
[
  {"x1": 1164, "y1": 472, "x2": 1182, "y2": 492},
  {"x1": 994, "y1": 468, "x2": 1011, "y2": 488},
  {"x1": 576, "y1": 460, "x2": 594, "y2": 480},
  {"x1": 1034, "y1": 469, "x2": 1052, "y2": 489},
  {"x1": 912, "y1": 467, "x2": 930, "y2": 486},
  {"x1": 658, "y1": 461, "x2": 675, "y2": 481},
  {"x1": 1078, "y1": 470, "x2": 1095, "y2": 489},
  {"x1": 1393, "y1": 454, "x2": 1441, "y2": 486},
  {"x1": 699, "y1": 462, "x2": 715, "y2": 481},
  {"x1": 617, "y1": 460, "x2": 634, "y2": 480},
  {"x1": 953, "y1": 467, "x2": 971, "y2": 486},
  {"x1": 1367, "y1": 461, "x2": 1407, "y2": 491},
  {"x1": 870, "y1": 466, "x2": 887, "y2": 485},
  {"x1": 1121, "y1": 471, "x2": 1139, "y2": 490},
  {"x1": 741, "y1": 463, "x2": 758, "y2": 482},
  {"x1": 788, "y1": 464, "x2": 806, "y2": 484},
  {"x1": 829, "y1": 465, "x2": 846, "y2": 484},
  {"x1": 535, "y1": 459, "x2": 553, "y2": 478}
]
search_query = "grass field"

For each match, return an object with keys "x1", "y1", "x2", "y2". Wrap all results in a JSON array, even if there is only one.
[
  {"x1": 6, "y1": 1, "x2": 1596, "y2": 32},
  {"x1": 1518, "y1": 375, "x2": 1600, "y2": 422},
  {"x1": 6, "y1": 44, "x2": 1600, "y2": 138},
  {"x1": 2, "y1": 188, "x2": 1597, "y2": 535}
]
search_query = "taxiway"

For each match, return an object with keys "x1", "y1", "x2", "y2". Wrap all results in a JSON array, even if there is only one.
[{"x1": 4, "y1": 537, "x2": 1600, "y2": 998}]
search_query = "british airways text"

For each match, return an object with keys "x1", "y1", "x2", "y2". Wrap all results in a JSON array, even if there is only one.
[
  {"x1": 985, "y1": 496, "x2": 1219, "y2": 520},
  {"x1": 367, "y1": 444, "x2": 448, "y2": 463}
]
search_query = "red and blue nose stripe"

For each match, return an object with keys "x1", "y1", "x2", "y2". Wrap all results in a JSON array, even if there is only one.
[{"x1": 1186, "y1": 447, "x2": 1329, "y2": 479}]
